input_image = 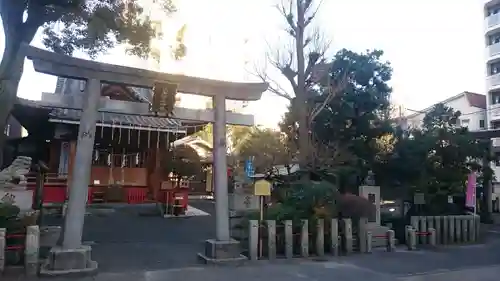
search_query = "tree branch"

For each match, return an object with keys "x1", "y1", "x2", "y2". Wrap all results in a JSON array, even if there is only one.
[
  {"x1": 304, "y1": 0, "x2": 324, "y2": 28},
  {"x1": 275, "y1": 0, "x2": 297, "y2": 37},
  {"x1": 309, "y1": 64, "x2": 351, "y2": 123},
  {"x1": 251, "y1": 65, "x2": 293, "y2": 100}
]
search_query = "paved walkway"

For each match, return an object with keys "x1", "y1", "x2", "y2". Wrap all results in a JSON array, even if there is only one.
[{"x1": 43, "y1": 201, "x2": 216, "y2": 273}]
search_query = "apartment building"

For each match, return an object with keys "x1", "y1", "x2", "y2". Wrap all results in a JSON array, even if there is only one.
[{"x1": 400, "y1": 92, "x2": 486, "y2": 131}]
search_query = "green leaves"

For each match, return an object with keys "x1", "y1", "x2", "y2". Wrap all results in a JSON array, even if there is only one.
[
  {"x1": 376, "y1": 104, "x2": 485, "y2": 199},
  {"x1": 3, "y1": 0, "x2": 182, "y2": 60}
]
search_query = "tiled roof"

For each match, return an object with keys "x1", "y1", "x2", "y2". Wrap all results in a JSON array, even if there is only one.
[
  {"x1": 50, "y1": 108, "x2": 182, "y2": 130},
  {"x1": 16, "y1": 98, "x2": 184, "y2": 131},
  {"x1": 465, "y1": 92, "x2": 486, "y2": 109}
]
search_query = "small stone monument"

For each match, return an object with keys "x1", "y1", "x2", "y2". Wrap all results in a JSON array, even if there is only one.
[
  {"x1": 358, "y1": 171, "x2": 390, "y2": 247},
  {"x1": 0, "y1": 156, "x2": 34, "y2": 212},
  {"x1": 228, "y1": 176, "x2": 259, "y2": 240}
]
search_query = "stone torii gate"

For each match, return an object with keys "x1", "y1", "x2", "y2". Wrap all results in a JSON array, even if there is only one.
[{"x1": 23, "y1": 45, "x2": 267, "y2": 275}]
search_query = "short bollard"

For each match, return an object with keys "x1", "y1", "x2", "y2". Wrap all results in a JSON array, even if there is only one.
[
  {"x1": 266, "y1": 220, "x2": 276, "y2": 260},
  {"x1": 467, "y1": 217, "x2": 475, "y2": 242},
  {"x1": 331, "y1": 218, "x2": 339, "y2": 256},
  {"x1": 407, "y1": 227, "x2": 417, "y2": 250},
  {"x1": 462, "y1": 216, "x2": 469, "y2": 243},
  {"x1": 25, "y1": 225, "x2": 40, "y2": 276},
  {"x1": 0, "y1": 228, "x2": 5, "y2": 273},
  {"x1": 428, "y1": 227, "x2": 436, "y2": 247},
  {"x1": 366, "y1": 231, "x2": 372, "y2": 253},
  {"x1": 316, "y1": 219, "x2": 325, "y2": 257},
  {"x1": 284, "y1": 220, "x2": 293, "y2": 259},
  {"x1": 358, "y1": 218, "x2": 368, "y2": 253},
  {"x1": 300, "y1": 220, "x2": 309, "y2": 258},
  {"x1": 249, "y1": 220, "x2": 259, "y2": 260},
  {"x1": 386, "y1": 230, "x2": 395, "y2": 252},
  {"x1": 455, "y1": 216, "x2": 462, "y2": 243},
  {"x1": 343, "y1": 218, "x2": 353, "y2": 254}
]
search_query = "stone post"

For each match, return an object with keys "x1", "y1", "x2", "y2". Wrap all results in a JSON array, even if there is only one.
[
  {"x1": 366, "y1": 231, "x2": 372, "y2": 253},
  {"x1": 426, "y1": 216, "x2": 434, "y2": 234},
  {"x1": 474, "y1": 214, "x2": 480, "y2": 241},
  {"x1": 343, "y1": 218, "x2": 353, "y2": 254},
  {"x1": 25, "y1": 225, "x2": 40, "y2": 276},
  {"x1": 434, "y1": 216, "x2": 442, "y2": 244},
  {"x1": 300, "y1": 220, "x2": 309, "y2": 257},
  {"x1": 419, "y1": 216, "x2": 427, "y2": 244},
  {"x1": 284, "y1": 220, "x2": 293, "y2": 259},
  {"x1": 468, "y1": 216, "x2": 475, "y2": 242},
  {"x1": 462, "y1": 216, "x2": 469, "y2": 243},
  {"x1": 448, "y1": 216, "x2": 455, "y2": 243},
  {"x1": 358, "y1": 218, "x2": 367, "y2": 253},
  {"x1": 266, "y1": 220, "x2": 276, "y2": 260},
  {"x1": 330, "y1": 218, "x2": 339, "y2": 256},
  {"x1": 0, "y1": 228, "x2": 5, "y2": 273},
  {"x1": 411, "y1": 216, "x2": 419, "y2": 233},
  {"x1": 316, "y1": 219, "x2": 325, "y2": 257},
  {"x1": 248, "y1": 220, "x2": 258, "y2": 260},
  {"x1": 428, "y1": 228, "x2": 436, "y2": 247},
  {"x1": 386, "y1": 230, "x2": 395, "y2": 252},
  {"x1": 455, "y1": 216, "x2": 462, "y2": 243},
  {"x1": 407, "y1": 228, "x2": 417, "y2": 250}
]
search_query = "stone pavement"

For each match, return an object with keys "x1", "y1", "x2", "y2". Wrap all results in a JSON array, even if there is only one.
[
  {"x1": 24, "y1": 211, "x2": 500, "y2": 281},
  {"x1": 42, "y1": 201, "x2": 216, "y2": 272}
]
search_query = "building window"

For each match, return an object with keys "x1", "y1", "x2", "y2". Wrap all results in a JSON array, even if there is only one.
[
  {"x1": 496, "y1": 152, "x2": 500, "y2": 166},
  {"x1": 489, "y1": 33, "x2": 500, "y2": 45},
  {"x1": 492, "y1": 92, "x2": 500, "y2": 105},
  {"x1": 490, "y1": 62, "x2": 500, "y2": 75},
  {"x1": 461, "y1": 119, "x2": 470, "y2": 127},
  {"x1": 480, "y1": 119, "x2": 486, "y2": 129},
  {"x1": 488, "y1": 6, "x2": 500, "y2": 16}
]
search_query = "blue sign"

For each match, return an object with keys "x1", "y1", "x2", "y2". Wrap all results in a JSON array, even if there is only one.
[{"x1": 245, "y1": 159, "x2": 254, "y2": 178}]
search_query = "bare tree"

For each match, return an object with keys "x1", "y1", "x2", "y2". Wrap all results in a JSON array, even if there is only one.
[{"x1": 254, "y1": 0, "x2": 348, "y2": 167}]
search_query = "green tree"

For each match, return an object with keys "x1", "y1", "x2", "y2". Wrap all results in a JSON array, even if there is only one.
[
  {"x1": 0, "y1": 0, "x2": 186, "y2": 161},
  {"x1": 375, "y1": 104, "x2": 488, "y2": 213},
  {"x1": 280, "y1": 49, "x2": 393, "y2": 192},
  {"x1": 255, "y1": 0, "x2": 344, "y2": 167},
  {"x1": 233, "y1": 127, "x2": 291, "y2": 173}
]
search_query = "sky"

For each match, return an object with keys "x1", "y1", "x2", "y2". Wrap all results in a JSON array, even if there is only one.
[{"x1": 0, "y1": 0, "x2": 487, "y2": 128}]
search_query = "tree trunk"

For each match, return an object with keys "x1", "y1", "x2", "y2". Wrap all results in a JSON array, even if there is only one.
[
  {"x1": 0, "y1": 34, "x2": 26, "y2": 167},
  {"x1": 295, "y1": 0, "x2": 310, "y2": 169}
]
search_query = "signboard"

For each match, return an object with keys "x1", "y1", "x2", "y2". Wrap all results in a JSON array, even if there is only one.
[
  {"x1": 254, "y1": 179, "x2": 271, "y2": 196},
  {"x1": 465, "y1": 172, "x2": 477, "y2": 211},
  {"x1": 245, "y1": 158, "x2": 254, "y2": 179},
  {"x1": 413, "y1": 193, "x2": 425, "y2": 205}
]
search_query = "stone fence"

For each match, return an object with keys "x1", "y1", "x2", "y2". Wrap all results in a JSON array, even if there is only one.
[
  {"x1": 0, "y1": 225, "x2": 40, "y2": 276},
  {"x1": 407, "y1": 215, "x2": 480, "y2": 248},
  {"x1": 246, "y1": 218, "x2": 396, "y2": 260}
]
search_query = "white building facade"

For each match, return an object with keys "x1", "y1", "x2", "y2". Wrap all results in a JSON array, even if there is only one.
[
  {"x1": 484, "y1": 1, "x2": 500, "y2": 191},
  {"x1": 402, "y1": 92, "x2": 486, "y2": 132}
]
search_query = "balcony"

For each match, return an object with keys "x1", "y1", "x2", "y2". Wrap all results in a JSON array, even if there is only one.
[
  {"x1": 486, "y1": 73, "x2": 500, "y2": 90},
  {"x1": 488, "y1": 43, "x2": 500, "y2": 59},
  {"x1": 487, "y1": 13, "x2": 500, "y2": 30},
  {"x1": 493, "y1": 137, "x2": 500, "y2": 147}
]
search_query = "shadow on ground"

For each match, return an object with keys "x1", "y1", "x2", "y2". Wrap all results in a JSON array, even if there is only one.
[{"x1": 44, "y1": 201, "x2": 215, "y2": 273}]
